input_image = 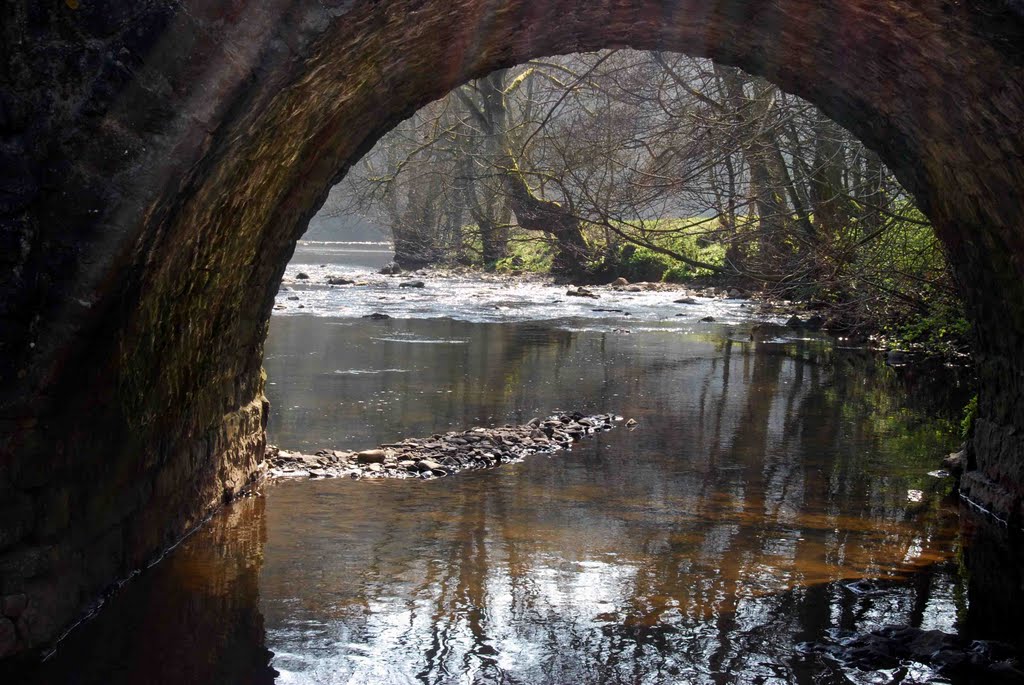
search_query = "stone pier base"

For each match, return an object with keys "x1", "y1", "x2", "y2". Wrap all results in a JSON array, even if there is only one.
[{"x1": 0, "y1": 393, "x2": 268, "y2": 659}]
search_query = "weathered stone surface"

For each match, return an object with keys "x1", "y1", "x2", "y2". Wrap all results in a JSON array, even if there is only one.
[
  {"x1": 1, "y1": 594, "x2": 27, "y2": 619},
  {"x1": 0, "y1": 493, "x2": 33, "y2": 552},
  {"x1": 0, "y1": 618, "x2": 14, "y2": 659},
  {"x1": 415, "y1": 459, "x2": 443, "y2": 472},
  {"x1": 356, "y1": 449, "x2": 387, "y2": 464},
  {"x1": 1, "y1": 0, "x2": 1023, "y2": 661}
]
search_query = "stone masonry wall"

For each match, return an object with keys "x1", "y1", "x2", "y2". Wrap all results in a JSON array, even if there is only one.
[{"x1": 1, "y1": 0, "x2": 1023, "y2": 659}]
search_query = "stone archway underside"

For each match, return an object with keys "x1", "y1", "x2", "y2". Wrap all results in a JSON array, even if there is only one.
[{"x1": 1, "y1": 0, "x2": 1023, "y2": 657}]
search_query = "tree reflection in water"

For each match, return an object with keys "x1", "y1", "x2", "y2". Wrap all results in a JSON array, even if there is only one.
[
  {"x1": 11, "y1": 319, "x2": 986, "y2": 684},
  {"x1": 258, "y1": 319, "x2": 970, "y2": 684},
  {"x1": 10, "y1": 496, "x2": 275, "y2": 685}
]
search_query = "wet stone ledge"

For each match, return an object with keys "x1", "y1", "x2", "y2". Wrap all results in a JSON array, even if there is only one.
[{"x1": 267, "y1": 413, "x2": 623, "y2": 480}]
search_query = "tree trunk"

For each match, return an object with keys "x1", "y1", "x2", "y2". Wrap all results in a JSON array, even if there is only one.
[
  {"x1": 501, "y1": 162, "x2": 589, "y2": 278},
  {"x1": 717, "y1": 67, "x2": 793, "y2": 271}
]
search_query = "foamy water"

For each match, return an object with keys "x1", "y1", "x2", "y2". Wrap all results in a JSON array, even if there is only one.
[{"x1": 276, "y1": 243, "x2": 779, "y2": 330}]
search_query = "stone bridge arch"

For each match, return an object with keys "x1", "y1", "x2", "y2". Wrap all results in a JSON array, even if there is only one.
[{"x1": 1, "y1": 0, "x2": 1023, "y2": 658}]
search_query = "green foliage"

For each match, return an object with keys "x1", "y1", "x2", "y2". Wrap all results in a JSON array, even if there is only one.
[
  {"x1": 961, "y1": 393, "x2": 978, "y2": 442},
  {"x1": 600, "y1": 219, "x2": 726, "y2": 282},
  {"x1": 614, "y1": 245, "x2": 670, "y2": 282},
  {"x1": 886, "y1": 298, "x2": 970, "y2": 356},
  {"x1": 494, "y1": 233, "x2": 553, "y2": 273},
  {"x1": 865, "y1": 210, "x2": 971, "y2": 358}
]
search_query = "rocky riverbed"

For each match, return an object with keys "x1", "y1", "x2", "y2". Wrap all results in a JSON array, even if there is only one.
[{"x1": 267, "y1": 412, "x2": 624, "y2": 480}]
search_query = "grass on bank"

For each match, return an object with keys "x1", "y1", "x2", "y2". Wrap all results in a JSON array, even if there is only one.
[{"x1": 450, "y1": 211, "x2": 969, "y2": 359}]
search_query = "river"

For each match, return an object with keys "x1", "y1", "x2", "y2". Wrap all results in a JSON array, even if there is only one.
[{"x1": 17, "y1": 242, "x2": 1009, "y2": 685}]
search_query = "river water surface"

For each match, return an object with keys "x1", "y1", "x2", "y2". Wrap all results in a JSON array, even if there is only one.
[{"x1": 19, "y1": 243, "x2": 1004, "y2": 685}]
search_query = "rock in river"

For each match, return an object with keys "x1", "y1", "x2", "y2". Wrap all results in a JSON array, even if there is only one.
[
  {"x1": 327, "y1": 275, "x2": 355, "y2": 285},
  {"x1": 356, "y1": 449, "x2": 387, "y2": 464},
  {"x1": 268, "y1": 412, "x2": 622, "y2": 481},
  {"x1": 415, "y1": 459, "x2": 443, "y2": 472}
]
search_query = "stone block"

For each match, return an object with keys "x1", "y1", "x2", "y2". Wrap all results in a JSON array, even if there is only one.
[
  {"x1": 0, "y1": 547, "x2": 47, "y2": 594},
  {"x1": 0, "y1": 617, "x2": 15, "y2": 658},
  {"x1": 0, "y1": 492, "x2": 33, "y2": 552},
  {"x1": 34, "y1": 488, "x2": 71, "y2": 540},
  {"x1": 1, "y1": 594, "x2": 27, "y2": 619}
]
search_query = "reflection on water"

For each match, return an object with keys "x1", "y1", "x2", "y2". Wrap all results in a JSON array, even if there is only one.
[
  {"x1": 261, "y1": 317, "x2": 967, "y2": 684},
  {"x1": 10, "y1": 496, "x2": 275, "y2": 685},
  {"x1": 18, "y1": 316, "x2": 989, "y2": 684}
]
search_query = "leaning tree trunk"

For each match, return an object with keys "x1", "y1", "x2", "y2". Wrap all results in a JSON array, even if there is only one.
[{"x1": 501, "y1": 164, "x2": 590, "y2": 278}]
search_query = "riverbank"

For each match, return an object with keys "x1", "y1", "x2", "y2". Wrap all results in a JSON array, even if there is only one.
[{"x1": 267, "y1": 412, "x2": 623, "y2": 480}]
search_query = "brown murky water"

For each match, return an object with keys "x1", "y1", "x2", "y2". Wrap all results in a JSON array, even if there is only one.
[{"x1": 16, "y1": 315, "x2": 999, "y2": 684}]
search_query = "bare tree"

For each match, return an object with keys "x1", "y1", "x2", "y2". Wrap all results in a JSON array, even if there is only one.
[{"x1": 328, "y1": 49, "x2": 959, "y2": 343}]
